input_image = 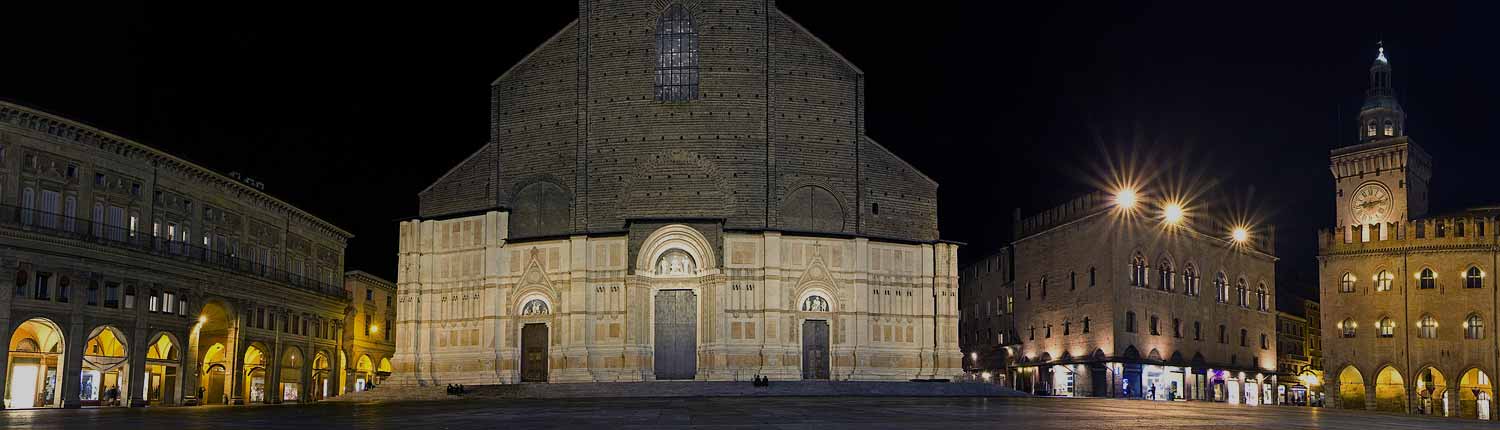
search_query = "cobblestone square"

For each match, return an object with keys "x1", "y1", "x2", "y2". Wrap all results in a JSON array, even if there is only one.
[{"x1": 3, "y1": 397, "x2": 1498, "y2": 429}]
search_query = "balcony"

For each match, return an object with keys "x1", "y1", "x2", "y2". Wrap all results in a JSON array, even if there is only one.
[{"x1": 0, "y1": 204, "x2": 349, "y2": 300}]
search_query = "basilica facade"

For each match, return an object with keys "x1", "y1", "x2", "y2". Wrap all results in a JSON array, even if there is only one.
[
  {"x1": 392, "y1": 0, "x2": 961, "y2": 384},
  {"x1": 1319, "y1": 47, "x2": 1497, "y2": 420}
]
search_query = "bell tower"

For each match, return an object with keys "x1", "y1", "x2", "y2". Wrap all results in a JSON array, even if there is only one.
[{"x1": 1330, "y1": 43, "x2": 1431, "y2": 241}]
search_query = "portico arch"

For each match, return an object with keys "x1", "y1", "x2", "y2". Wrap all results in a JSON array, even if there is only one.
[
  {"x1": 1460, "y1": 368, "x2": 1493, "y2": 420},
  {"x1": 1374, "y1": 365, "x2": 1408, "y2": 413},
  {"x1": 279, "y1": 346, "x2": 304, "y2": 402},
  {"x1": 6, "y1": 317, "x2": 66, "y2": 409},
  {"x1": 195, "y1": 299, "x2": 235, "y2": 405},
  {"x1": 1337, "y1": 365, "x2": 1366, "y2": 409},
  {"x1": 143, "y1": 332, "x2": 180, "y2": 405},
  {"x1": 311, "y1": 352, "x2": 332, "y2": 401},
  {"x1": 81, "y1": 325, "x2": 129, "y2": 407},
  {"x1": 355, "y1": 354, "x2": 374, "y2": 391},
  {"x1": 1416, "y1": 367, "x2": 1448, "y2": 416},
  {"x1": 635, "y1": 224, "x2": 718, "y2": 275},
  {"x1": 242, "y1": 343, "x2": 268, "y2": 403}
]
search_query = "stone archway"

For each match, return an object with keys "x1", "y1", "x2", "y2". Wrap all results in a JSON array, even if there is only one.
[
  {"x1": 6, "y1": 318, "x2": 66, "y2": 409},
  {"x1": 1374, "y1": 366, "x2": 1408, "y2": 413},
  {"x1": 143, "y1": 332, "x2": 180, "y2": 405},
  {"x1": 243, "y1": 343, "x2": 268, "y2": 404},
  {"x1": 355, "y1": 354, "x2": 374, "y2": 391},
  {"x1": 1416, "y1": 367, "x2": 1449, "y2": 416},
  {"x1": 279, "y1": 346, "x2": 304, "y2": 402},
  {"x1": 1460, "y1": 368, "x2": 1494, "y2": 420},
  {"x1": 311, "y1": 352, "x2": 332, "y2": 401},
  {"x1": 1338, "y1": 366, "x2": 1366, "y2": 410},
  {"x1": 81, "y1": 325, "x2": 129, "y2": 407}
]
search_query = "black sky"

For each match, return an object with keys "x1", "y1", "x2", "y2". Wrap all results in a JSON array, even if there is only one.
[{"x1": 3, "y1": 1, "x2": 1496, "y2": 305}]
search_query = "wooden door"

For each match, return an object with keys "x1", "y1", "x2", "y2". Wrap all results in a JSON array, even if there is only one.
[
  {"x1": 802, "y1": 320, "x2": 830, "y2": 380},
  {"x1": 521, "y1": 323, "x2": 548, "y2": 382},
  {"x1": 653, "y1": 290, "x2": 697, "y2": 380},
  {"x1": 206, "y1": 369, "x2": 225, "y2": 404}
]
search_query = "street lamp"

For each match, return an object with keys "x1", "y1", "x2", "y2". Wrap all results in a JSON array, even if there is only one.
[
  {"x1": 1163, "y1": 202, "x2": 1185, "y2": 225},
  {"x1": 1114, "y1": 188, "x2": 1139, "y2": 209},
  {"x1": 1232, "y1": 227, "x2": 1249, "y2": 243}
]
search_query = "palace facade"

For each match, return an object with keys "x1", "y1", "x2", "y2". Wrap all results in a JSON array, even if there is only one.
[
  {"x1": 1319, "y1": 47, "x2": 1497, "y2": 420},
  {"x1": 1000, "y1": 191, "x2": 1279, "y2": 403},
  {"x1": 0, "y1": 100, "x2": 366, "y2": 408},
  {"x1": 393, "y1": 0, "x2": 961, "y2": 384}
]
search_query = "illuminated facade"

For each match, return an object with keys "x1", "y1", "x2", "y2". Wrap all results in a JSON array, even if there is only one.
[
  {"x1": 958, "y1": 249, "x2": 1017, "y2": 381},
  {"x1": 1275, "y1": 298, "x2": 1323, "y2": 406},
  {"x1": 1006, "y1": 191, "x2": 1278, "y2": 403},
  {"x1": 393, "y1": 0, "x2": 961, "y2": 385},
  {"x1": 0, "y1": 101, "x2": 360, "y2": 408},
  {"x1": 1319, "y1": 46, "x2": 1497, "y2": 420}
]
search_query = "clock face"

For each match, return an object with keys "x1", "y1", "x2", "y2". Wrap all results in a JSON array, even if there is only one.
[{"x1": 1351, "y1": 183, "x2": 1393, "y2": 224}]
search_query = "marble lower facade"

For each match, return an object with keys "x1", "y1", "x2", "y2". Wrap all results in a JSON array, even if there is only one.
[{"x1": 390, "y1": 213, "x2": 963, "y2": 384}]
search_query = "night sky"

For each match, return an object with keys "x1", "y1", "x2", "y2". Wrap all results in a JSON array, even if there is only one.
[{"x1": 3, "y1": 1, "x2": 1497, "y2": 305}]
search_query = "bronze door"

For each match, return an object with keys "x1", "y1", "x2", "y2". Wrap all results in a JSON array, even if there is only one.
[
  {"x1": 521, "y1": 323, "x2": 548, "y2": 382},
  {"x1": 653, "y1": 290, "x2": 698, "y2": 380},
  {"x1": 802, "y1": 320, "x2": 830, "y2": 380},
  {"x1": 206, "y1": 369, "x2": 225, "y2": 404}
]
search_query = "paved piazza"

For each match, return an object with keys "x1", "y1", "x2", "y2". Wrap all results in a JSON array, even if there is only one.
[{"x1": 2, "y1": 397, "x2": 1497, "y2": 429}]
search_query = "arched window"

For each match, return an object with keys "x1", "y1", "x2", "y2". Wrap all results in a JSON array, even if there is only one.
[
  {"x1": 654, "y1": 4, "x2": 700, "y2": 101},
  {"x1": 1377, "y1": 317, "x2": 1395, "y2": 338},
  {"x1": 1157, "y1": 259, "x2": 1173, "y2": 291},
  {"x1": 1340, "y1": 318, "x2": 1357, "y2": 338},
  {"x1": 1467, "y1": 314, "x2": 1485, "y2": 339},
  {"x1": 1419, "y1": 268, "x2": 1436, "y2": 290},
  {"x1": 1340, "y1": 272, "x2": 1356, "y2": 293},
  {"x1": 1236, "y1": 278, "x2": 1249, "y2": 308},
  {"x1": 1183, "y1": 264, "x2": 1198, "y2": 296},
  {"x1": 1375, "y1": 270, "x2": 1393, "y2": 292},
  {"x1": 1418, "y1": 315, "x2": 1438, "y2": 339},
  {"x1": 1466, "y1": 267, "x2": 1484, "y2": 289},
  {"x1": 1130, "y1": 254, "x2": 1147, "y2": 287},
  {"x1": 1366, "y1": 120, "x2": 1377, "y2": 137},
  {"x1": 1383, "y1": 119, "x2": 1394, "y2": 136},
  {"x1": 1213, "y1": 272, "x2": 1229, "y2": 303},
  {"x1": 1256, "y1": 283, "x2": 1268, "y2": 311}
]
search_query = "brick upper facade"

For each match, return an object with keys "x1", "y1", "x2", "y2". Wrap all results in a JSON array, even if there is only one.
[{"x1": 418, "y1": 0, "x2": 939, "y2": 243}]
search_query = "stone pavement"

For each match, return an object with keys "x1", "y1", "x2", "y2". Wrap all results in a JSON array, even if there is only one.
[
  {"x1": 4, "y1": 396, "x2": 1499, "y2": 429},
  {"x1": 326, "y1": 381, "x2": 1026, "y2": 402}
]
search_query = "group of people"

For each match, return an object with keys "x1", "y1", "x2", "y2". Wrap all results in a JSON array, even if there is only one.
[{"x1": 446, "y1": 384, "x2": 467, "y2": 395}]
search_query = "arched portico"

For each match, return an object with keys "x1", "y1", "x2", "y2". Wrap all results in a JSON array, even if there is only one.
[
  {"x1": 279, "y1": 346, "x2": 304, "y2": 402},
  {"x1": 143, "y1": 332, "x2": 180, "y2": 405},
  {"x1": 81, "y1": 325, "x2": 129, "y2": 407},
  {"x1": 6, "y1": 318, "x2": 66, "y2": 409},
  {"x1": 1375, "y1": 365, "x2": 1408, "y2": 413},
  {"x1": 1460, "y1": 368, "x2": 1494, "y2": 420},
  {"x1": 1337, "y1": 365, "x2": 1366, "y2": 409},
  {"x1": 242, "y1": 343, "x2": 268, "y2": 403},
  {"x1": 1416, "y1": 367, "x2": 1448, "y2": 416}
]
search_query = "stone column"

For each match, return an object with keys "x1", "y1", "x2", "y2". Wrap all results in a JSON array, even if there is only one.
[
  {"x1": 61, "y1": 316, "x2": 87, "y2": 408},
  {"x1": 227, "y1": 305, "x2": 245, "y2": 405},
  {"x1": 182, "y1": 299, "x2": 203, "y2": 406},
  {"x1": 269, "y1": 311, "x2": 283, "y2": 404},
  {"x1": 127, "y1": 322, "x2": 149, "y2": 407},
  {"x1": 1365, "y1": 382, "x2": 1376, "y2": 410}
]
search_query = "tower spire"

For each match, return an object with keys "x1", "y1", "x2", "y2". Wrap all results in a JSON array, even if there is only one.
[
  {"x1": 1355, "y1": 42, "x2": 1404, "y2": 143},
  {"x1": 1375, "y1": 40, "x2": 1387, "y2": 63}
]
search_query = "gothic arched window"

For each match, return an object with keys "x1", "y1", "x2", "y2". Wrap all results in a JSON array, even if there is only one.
[
  {"x1": 654, "y1": 4, "x2": 699, "y2": 101},
  {"x1": 1182, "y1": 264, "x2": 1198, "y2": 296},
  {"x1": 1256, "y1": 283, "x2": 1268, "y2": 311},
  {"x1": 1375, "y1": 270, "x2": 1393, "y2": 292},
  {"x1": 1466, "y1": 267, "x2": 1484, "y2": 289},
  {"x1": 1339, "y1": 318, "x2": 1357, "y2": 338},
  {"x1": 1366, "y1": 120, "x2": 1377, "y2": 137},
  {"x1": 1340, "y1": 272, "x2": 1356, "y2": 293},
  {"x1": 1377, "y1": 316, "x2": 1395, "y2": 338},
  {"x1": 1467, "y1": 314, "x2": 1485, "y2": 339},
  {"x1": 1419, "y1": 268, "x2": 1436, "y2": 290},
  {"x1": 1383, "y1": 119, "x2": 1394, "y2": 136},
  {"x1": 1215, "y1": 272, "x2": 1229, "y2": 303},
  {"x1": 1130, "y1": 254, "x2": 1147, "y2": 287},
  {"x1": 1418, "y1": 314, "x2": 1438, "y2": 339},
  {"x1": 1157, "y1": 259, "x2": 1173, "y2": 291}
]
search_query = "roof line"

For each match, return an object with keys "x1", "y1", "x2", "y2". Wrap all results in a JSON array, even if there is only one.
[
  {"x1": 0, "y1": 100, "x2": 352, "y2": 239},
  {"x1": 864, "y1": 136, "x2": 937, "y2": 187},
  {"x1": 492, "y1": 19, "x2": 580, "y2": 85},
  {"x1": 419, "y1": 142, "x2": 494, "y2": 196},
  {"x1": 774, "y1": 9, "x2": 864, "y2": 75}
]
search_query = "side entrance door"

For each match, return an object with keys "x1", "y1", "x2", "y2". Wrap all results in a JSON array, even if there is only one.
[
  {"x1": 801, "y1": 320, "x2": 830, "y2": 380},
  {"x1": 521, "y1": 323, "x2": 548, "y2": 382},
  {"x1": 654, "y1": 290, "x2": 698, "y2": 380}
]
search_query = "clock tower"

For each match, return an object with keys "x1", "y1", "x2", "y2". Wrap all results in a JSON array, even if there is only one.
[{"x1": 1330, "y1": 44, "x2": 1432, "y2": 240}]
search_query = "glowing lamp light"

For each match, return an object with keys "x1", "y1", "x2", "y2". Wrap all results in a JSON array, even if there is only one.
[
  {"x1": 1299, "y1": 374, "x2": 1319, "y2": 387},
  {"x1": 1163, "y1": 203, "x2": 1185, "y2": 225},
  {"x1": 198, "y1": 315, "x2": 208, "y2": 324},
  {"x1": 1114, "y1": 188, "x2": 1139, "y2": 209},
  {"x1": 970, "y1": 352, "x2": 979, "y2": 361},
  {"x1": 1232, "y1": 227, "x2": 1249, "y2": 243},
  {"x1": 981, "y1": 372, "x2": 993, "y2": 381}
]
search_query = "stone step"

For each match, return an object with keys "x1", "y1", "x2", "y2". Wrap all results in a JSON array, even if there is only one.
[{"x1": 458, "y1": 381, "x2": 1025, "y2": 400}]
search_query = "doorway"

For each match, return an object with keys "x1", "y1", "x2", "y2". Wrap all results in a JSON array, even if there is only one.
[
  {"x1": 801, "y1": 320, "x2": 830, "y2": 380},
  {"x1": 521, "y1": 323, "x2": 548, "y2": 382},
  {"x1": 653, "y1": 290, "x2": 698, "y2": 380}
]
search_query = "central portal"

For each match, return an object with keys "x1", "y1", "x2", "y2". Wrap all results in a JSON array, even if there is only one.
[
  {"x1": 521, "y1": 323, "x2": 548, "y2": 382},
  {"x1": 653, "y1": 290, "x2": 698, "y2": 380},
  {"x1": 802, "y1": 320, "x2": 830, "y2": 380}
]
